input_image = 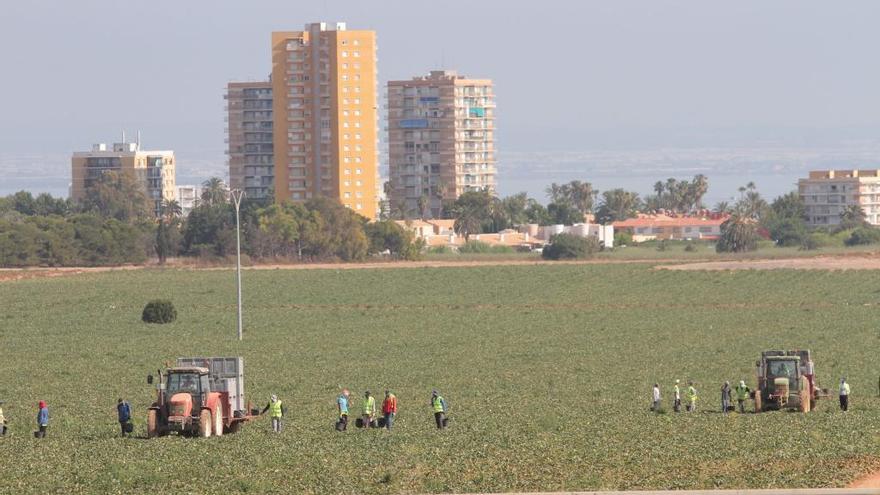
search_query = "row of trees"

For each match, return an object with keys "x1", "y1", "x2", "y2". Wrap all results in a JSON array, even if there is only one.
[
  {"x1": 1, "y1": 174, "x2": 423, "y2": 267},
  {"x1": 439, "y1": 177, "x2": 702, "y2": 241}
]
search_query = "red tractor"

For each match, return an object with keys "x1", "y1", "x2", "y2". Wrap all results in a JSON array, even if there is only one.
[{"x1": 146, "y1": 357, "x2": 256, "y2": 438}]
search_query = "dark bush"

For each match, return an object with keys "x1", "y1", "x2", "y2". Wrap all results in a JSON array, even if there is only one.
[
  {"x1": 542, "y1": 234, "x2": 600, "y2": 260},
  {"x1": 844, "y1": 227, "x2": 880, "y2": 246},
  {"x1": 684, "y1": 242, "x2": 697, "y2": 252},
  {"x1": 142, "y1": 300, "x2": 177, "y2": 324}
]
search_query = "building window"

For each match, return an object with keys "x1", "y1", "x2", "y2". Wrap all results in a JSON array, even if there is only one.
[
  {"x1": 356, "y1": 168, "x2": 362, "y2": 175},
  {"x1": 344, "y1": 192, "x2": 351, "y2": 198},
  {"x1": 355, "y1": 203, "x2": 362, "y2": 209},
  {"x1": 344, "y1": 169, "x2": 351, "y2": 175}
]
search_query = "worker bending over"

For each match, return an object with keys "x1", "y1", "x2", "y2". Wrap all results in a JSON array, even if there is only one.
[{"x1": 431, "y1": 390, "x2": 447, "y2": 429}]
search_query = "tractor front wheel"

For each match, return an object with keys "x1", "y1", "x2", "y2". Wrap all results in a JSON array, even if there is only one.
[
  {"x1": 147, "y1": 409, "x2": 159, "y2": 438},
  {"x1": 199, "y1": 410, "x2": 212, "y2": 438},
  {"x1": 214, "y1": 406, "x2": 224, "y2": 437}
]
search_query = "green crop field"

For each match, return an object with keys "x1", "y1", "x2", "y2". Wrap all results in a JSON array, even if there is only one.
[{"x1": 1, "y1": 264, "x2": 879, "y2": 494}]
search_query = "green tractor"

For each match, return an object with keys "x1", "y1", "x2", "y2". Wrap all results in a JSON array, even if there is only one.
[{"x1": 754, "y1": 350, "x2": 827, "y2": 413}]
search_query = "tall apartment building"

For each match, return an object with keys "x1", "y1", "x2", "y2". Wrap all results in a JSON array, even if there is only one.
[
  {"x1": 226, "y1": 81, "x2": 274, "y2": 200},
  {"x1": 387, "y1": 70, "x2": 495, "y2": 218},
  {"x1": 71, "y1": 139, "x2": 175, "y2": 217},
  {"x1": 271, "y1": 22, "x2": 379, "y2": 219},
  {"x1": 799, "y1": 170, "x2": 880, "y2": 226}
]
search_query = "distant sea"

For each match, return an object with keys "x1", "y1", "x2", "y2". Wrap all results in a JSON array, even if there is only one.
[{"x1": 4, "y1": 142, "x2": 880, "y2": 207}]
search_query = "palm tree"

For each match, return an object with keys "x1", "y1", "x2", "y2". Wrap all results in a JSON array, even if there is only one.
[
  {"x1": 417, "y1": 195, "x2": 429, "y2": 220},
  {"x1": 692, "y1": 174, "x2": 709, "y2": 210},
  {"x1": 162, "y1": 199, "x2": 182, "y2": 220},
  {"x1": 713, "y1": 201, "x2": 731, "y2": 215},
  {"x1": 201, "y1": 177, "x2": 228, "y2": 207}
]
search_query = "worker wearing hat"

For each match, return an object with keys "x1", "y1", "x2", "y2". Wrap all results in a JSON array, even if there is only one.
[
  {"x1": 735, "y1": 380, "x2": 751, "y2": 413},
  {"x1": 36, "y1": 400, "x2": 49, "y2": 438},
  {"x1": 362, "y1": 391, "x2": 376, "y2": 428},
  {"x1": 261, "y1": 394, "x2": 285, "y2": 433},
  {"x1": 0, "y1": 400, "x2": 6, "y2": 436}
]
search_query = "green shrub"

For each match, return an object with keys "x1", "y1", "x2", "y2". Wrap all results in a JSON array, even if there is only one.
[
  {"x1": 142, "y1": 300, "x2": 177, "y2": 324},
  {"x1": 542, "y1": 234, "x2": 600, "y2": 260},
  {"x1": 844, "y1": 227, "x2": 880, "y2": 246},
  {"x1": 613, "y1": 231, "x2": 632, "y2": 247},
  {"x1": 427, "y1": 245, "x2": 450, "y2": 254},
  {"x1": 458, "y1": 241, "x2": 491, "y2": 254}
]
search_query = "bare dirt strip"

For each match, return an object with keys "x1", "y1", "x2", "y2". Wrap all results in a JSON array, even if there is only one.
[
  {"x1": 850, "y1": 470, "x2": 880, "y2": 488},
  {"x1": 659, "y1": 256, "x2": 880, "y2": 271},
  {"x1": 6, "y1": 255, "x2": 880, "y2": 284},
  {"x1": 0, "y1": 258, "x2": 691, "y2": 283}
]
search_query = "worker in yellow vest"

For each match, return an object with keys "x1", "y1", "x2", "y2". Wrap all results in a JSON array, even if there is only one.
[
  {"x1": 686, "y1": 382, "x2": 698, "y2": 412},
  {"x1": 735, "y1": 380, "x2": 751, "y2": 413},
  {"x1": 431, "y1": 390, "x2": 448, "y2": 429},
  {"x1": 260, "y1": 394, "x2": 285, "y2": 433},
  {"x1": 362, "y1": 391, "x2": 377, "y2": 428}
]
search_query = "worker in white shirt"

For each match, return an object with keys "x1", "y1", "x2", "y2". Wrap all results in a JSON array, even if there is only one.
[{"x1": 652, "y1": 384, "x2": 661, "y2": 412}]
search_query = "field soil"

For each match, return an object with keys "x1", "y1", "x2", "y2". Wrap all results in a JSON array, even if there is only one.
[
  {"x1": 2, "y1": 264, "x2": 880, "y2": 493},
  {"x1": 850, "y1": 470, "x2": 880, "y2": 488},
  {"x1": 659, "y1": 256, "x2": 880, "y2": 271}
]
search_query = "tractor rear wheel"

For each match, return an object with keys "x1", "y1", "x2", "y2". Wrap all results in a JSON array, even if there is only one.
[
  {"x1": 147, "y1": 409, "x2": 159, "y2": 438},
  {"x1": 754, "y1": 393, "x2": 762, "y2": 413},
  {"x1": 214, "y1": 405, "x2": 223, "y2": 437},
  {"x1": 199, "y1": 410, "x2": 212, "y2": 438}
]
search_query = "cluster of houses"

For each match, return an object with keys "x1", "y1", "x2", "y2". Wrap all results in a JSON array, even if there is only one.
[{"x1": 394, "y1": 211, "x2": 729, "y2": 251}]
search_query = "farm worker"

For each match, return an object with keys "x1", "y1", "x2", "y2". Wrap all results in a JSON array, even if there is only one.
[
  {"x1": 839, "y1": 377, "x2": 851, "y2": 412},
  {"x1": 36, "y1": 401, "x2": 49, "y2": 438},
  {"x1": 431, "y1": 390, "x2": 447, "y2": 429},
  {"x1": 362, "y1": 391, "x2": 377, "y2": 428},
  {"x1": 0, "y1": 400, "x2": 6, "y2": 436},
  {"x1": 116, "y1": 398, "x2": 132, "y2": 437},
  {"x1": 651, "y1": 384, "x2": 661, "y2": 412},
  {"x1": 336, "y1": 389, "x2": 350, "y2": 431},
  {"x1": 382, "y1": 390, "x2": 398, "y2": 430},
  {"x1": 735, "y1": 380, "x2": 751, "y2": 413},
  {"x1": 673, "y1": 380, "x2": 681, "y2": 413},
  {"x1": 686, "y1": 382, "x2": 697, "y2": 412},
  {"x1": 720, "y1": 381, "x2": 731, "y2": 414},
  {"x1": 261, "y1": 394, "x2": 284, "y2": 433}
]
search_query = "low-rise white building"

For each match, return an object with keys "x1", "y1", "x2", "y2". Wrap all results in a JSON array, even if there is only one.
[{"x1": 176, "y1": 185, "x2": 202, "y2": 217}]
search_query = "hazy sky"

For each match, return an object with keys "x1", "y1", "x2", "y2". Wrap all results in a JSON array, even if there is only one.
[{"x1": 2, "y1": 0, "x2": 879, "y2": 197}]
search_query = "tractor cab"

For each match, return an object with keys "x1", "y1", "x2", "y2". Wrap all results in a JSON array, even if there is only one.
[
  {"x1": 165, "y1": 367, "x2": 211, "y2": 408},
  {"x1": 763, "y1": 356, "x2": 800, "y2": 406},
  {"x1": 162, "y1": 366, "x2": 210, "y2": 425}
]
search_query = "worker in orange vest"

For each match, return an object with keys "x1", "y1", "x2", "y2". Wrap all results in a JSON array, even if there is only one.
[{"x1": 382, "y1": 390, "x2": 398, "y2": 430}]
